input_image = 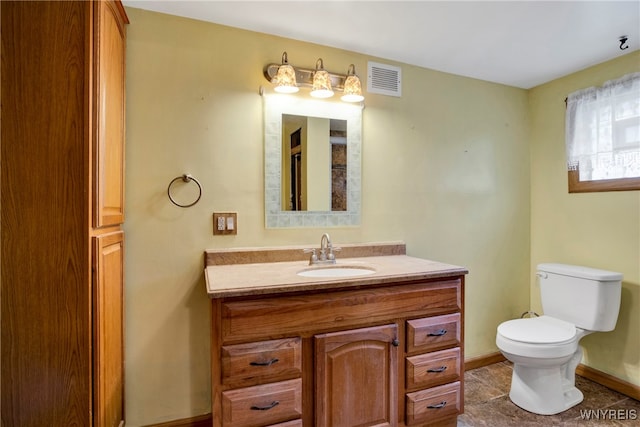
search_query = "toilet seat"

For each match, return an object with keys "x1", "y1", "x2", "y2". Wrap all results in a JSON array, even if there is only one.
[
  {"x1": 498, "y1": 316, "x2": 576, "y2": 344},
  {"x1": 496, "y1": 316, "x2": 578, "y2": 359}
]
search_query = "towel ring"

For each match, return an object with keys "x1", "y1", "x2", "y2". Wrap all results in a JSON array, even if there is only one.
[{"x1": 167, "y1": 174, "x2": 202, "y2": 208}]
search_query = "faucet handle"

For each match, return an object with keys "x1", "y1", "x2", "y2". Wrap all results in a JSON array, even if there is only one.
[
  {"x1": 327, "y1": 246, "x2": 341, "y2": 261},
  {"x1": 303, "y1": 248, "x2": 318, "y2": 264}
]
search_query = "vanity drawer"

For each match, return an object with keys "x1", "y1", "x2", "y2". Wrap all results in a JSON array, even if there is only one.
[
  {"x1": 406, "y1": 347, "x2": 461, "y2": 390},
  {"x1": 222, "y1": 338, "x2": 302, "y2": 385},
  {"x1": 407, "y1": 313, "x2": 460, "y2": 353},
  {"x1": 222, "y1": 280, "x2": 461, "y2": 342},
  {"x1": 222, "y1": 378, "x2": 302, "y2": 427},
  {"x1": 406, "y1": 381, "x2": 461, "y2": 425}
]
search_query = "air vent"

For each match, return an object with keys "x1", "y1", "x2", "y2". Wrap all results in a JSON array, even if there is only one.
[{"x1": 367, "y1": 61, "x2": 402, "y2": 97}]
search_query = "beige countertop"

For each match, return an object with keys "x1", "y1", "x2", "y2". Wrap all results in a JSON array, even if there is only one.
[{"x1": 204, "y1": 242, "x2": 468, "y2": 298}]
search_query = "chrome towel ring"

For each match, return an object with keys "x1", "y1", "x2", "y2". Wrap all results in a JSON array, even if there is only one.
[{"x1": 167, "y1": 174, "x2": 202, "y2": 208}]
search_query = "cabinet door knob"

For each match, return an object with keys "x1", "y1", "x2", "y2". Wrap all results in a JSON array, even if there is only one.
[
  {"x1": 251, "y1": 401, "x2": 280, "y2": 411},
  {"x1": 391, "y1": 339, "x2": 400, "y2": 347},
  {"x1": 427, "y1": 401, "x2": 447, "y2": 409},
  {"x1": 249, "y1": 358, "x2": 279, "y2": 367},
  {"x1": 427, "y1": 329, "x2": 447, "y2": 337}
]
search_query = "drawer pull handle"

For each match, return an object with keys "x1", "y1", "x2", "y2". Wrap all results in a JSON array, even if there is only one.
[
  {"x1": 427, "y1": 329, "x2": 447, "y2": 337},
  {"x1": 427, "y1": 401, "x2": 447, "y2": 409},
  {"x1": 250, "y1": 358, "x2": 279, "y2": 367},
  {"x1": 427, "y1": 366, "x2": 447, "y2": 373},
  {"x1": 251, "y1": 401, "x2": 280, "y2": 411}
]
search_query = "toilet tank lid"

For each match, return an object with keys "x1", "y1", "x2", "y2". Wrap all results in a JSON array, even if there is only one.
[{"x1": 538, "y1": 263, "x2": 623, "y2": 281}]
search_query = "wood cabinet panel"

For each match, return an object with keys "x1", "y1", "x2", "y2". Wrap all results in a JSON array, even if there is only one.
[
  {"x1": 1, "y1": 1, "x2": 127, "y2": 425},
  {"x1": 407, "y1": 313, "x2": 461, "y2": 354},
  {"x1": 222, "y1": 337, "x2": 302, "y2": 386},
  {"x1": 268, "y1": 420, "x2": 302, "y2": 427},
  {"x1": 94, "y1": 0, "x2": 127, "y2": 227},
  {"x1": 406, "y1": 382, "x2": 461, "y2": 426},
  {"x1": 93, "y1": 231, "x2": 125, "y2": 427},
  {"x1": 406, "y1": 348, "x2": 461, "y2": 390},
  {"x1": 315, "y1": 324, "x2": 398, "y2": 427},
  {"x1": 221, "y1": 379, "x2": 302, "y2": 427},
  {"x1": 1, "y1": 2, "x2": 92, "y2": 425},
  {"x1": 222, "y1": 280, "x2": 461, "y2": 342}
]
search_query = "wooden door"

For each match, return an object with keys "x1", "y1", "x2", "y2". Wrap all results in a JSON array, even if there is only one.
[
  {"x1": 93, "y1": 231, "x2": 125, "y2": 427},
  {"x1": 315, "y1": 324, "x2": 399, "y2": 427},
  {"x1": 94, "y1": 0, "x2": 127, "y2": 227}
]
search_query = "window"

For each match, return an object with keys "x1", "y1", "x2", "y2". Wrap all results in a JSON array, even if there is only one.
[{"x1": 565, "y1": 72, "x2": 640, "y2": 192}]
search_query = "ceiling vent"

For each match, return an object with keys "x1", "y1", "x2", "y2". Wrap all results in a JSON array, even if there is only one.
[{"x1": 367, "y1": 61, "x2": 402, "y2": 97}]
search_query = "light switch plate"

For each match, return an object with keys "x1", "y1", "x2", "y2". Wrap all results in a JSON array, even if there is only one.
[{"x1": 213, "y1": 212, "x2": 237, "y2": 235}]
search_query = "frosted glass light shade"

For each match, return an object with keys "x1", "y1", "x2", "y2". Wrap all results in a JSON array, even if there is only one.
[
  {"x1": 273, "y1": 63, "x2": 299, "y2": 93},
  {"x1": 311, "y1": 59, "x2": 334, "y2": 98},
  {"x1": 341, "y1": 74, "x2": 364, "y2": 102},
  {"x1": 311, "y1": 70, "x2": 333, "y2": 98}
]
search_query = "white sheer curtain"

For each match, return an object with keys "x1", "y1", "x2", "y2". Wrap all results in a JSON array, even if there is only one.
[{"x1": 566, "y1": 72, "x2": 640, "y2": 181}]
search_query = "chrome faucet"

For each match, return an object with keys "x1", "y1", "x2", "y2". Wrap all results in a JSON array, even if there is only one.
[
  {"x1": 319, "y1": 233, "x2": 332, "y2": 262},
  {"x1": 304, "y1": 233, "x2": 340, "y2": 265}
]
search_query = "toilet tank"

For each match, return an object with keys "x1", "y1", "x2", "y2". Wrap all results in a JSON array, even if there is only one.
[{"x1": 538, "y1": 263, "x2": 622, "y2": 331}]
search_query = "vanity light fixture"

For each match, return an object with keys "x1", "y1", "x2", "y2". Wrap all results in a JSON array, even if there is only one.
[
  {"x1": 310, "y1": 58, "x2": 334, "y2": 98},
  {"x1": 273, "y1": 51, "x2": 299, "y2": 94},
  {"x1": 341, "y1": 64, "x2": 364, "y2": 102},
  {"x1": 263, "y1": 53, "x2": 365, "y2": 103}
]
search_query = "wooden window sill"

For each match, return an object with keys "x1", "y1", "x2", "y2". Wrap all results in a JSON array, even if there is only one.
[{"x1": 568, "y1": 170, "x2": 640, "y2": 193}]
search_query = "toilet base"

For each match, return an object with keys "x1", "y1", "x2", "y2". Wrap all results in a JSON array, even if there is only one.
[{"x1": 509, "y1": 363, "x2": 584, "y2": 415}]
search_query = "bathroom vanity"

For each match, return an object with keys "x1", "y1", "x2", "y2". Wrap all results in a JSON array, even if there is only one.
[{"x1": 205, "y1": 242, "x2": 467, "y2": 427}]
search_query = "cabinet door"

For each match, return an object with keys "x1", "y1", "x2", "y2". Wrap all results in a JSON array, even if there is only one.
[
  {"x1": 315, "y1": 324, "x2": 398, "y2": 427},
  {"x1": 93, "y1": 231, "x2": 125, "y2": 427},
  {"x1": 94, "y1": 0, "x2": 127, "y2": 227}
]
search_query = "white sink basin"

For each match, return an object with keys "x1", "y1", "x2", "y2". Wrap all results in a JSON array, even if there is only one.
[{"x1": 297, "y1": 266, "x2": 376, "y2": 278}]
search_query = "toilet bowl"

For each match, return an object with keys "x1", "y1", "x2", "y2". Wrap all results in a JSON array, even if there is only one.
[
  {"x1": 496, "y1": 263, "x2": 622, "y2": 415},
  {"x1": 496, "y1": 316, "x2": 589, "y2": 414}
]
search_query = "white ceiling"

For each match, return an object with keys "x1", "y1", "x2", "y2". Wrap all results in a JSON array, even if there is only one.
[{"x1": 122, "y1": 0, "x2": 640, "y2": 89}]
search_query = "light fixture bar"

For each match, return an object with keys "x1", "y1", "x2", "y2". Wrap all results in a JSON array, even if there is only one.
[{"x1": 264, "y1": 63, "x2": 348, "y2": 91}]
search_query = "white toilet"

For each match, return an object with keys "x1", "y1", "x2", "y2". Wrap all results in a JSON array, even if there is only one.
[{"x1": 496, "y1": 263, "x2": 622, "y2": 415}]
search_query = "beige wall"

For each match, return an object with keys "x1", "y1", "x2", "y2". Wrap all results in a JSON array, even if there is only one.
[
  {"x1": 529, "y1": 51, "x2": 640, "y2": 386},
  {"x1": 124, "y1": 7, "x2": 530, "y2": 425}
]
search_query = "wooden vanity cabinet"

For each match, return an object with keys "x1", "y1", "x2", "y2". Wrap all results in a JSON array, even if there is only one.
[
  {"x1": 211, "y1": 275, "x2": 464, "y2": 427},
  {"x1": 1, "y1": 1, "x2": 128, "y2": 426}
]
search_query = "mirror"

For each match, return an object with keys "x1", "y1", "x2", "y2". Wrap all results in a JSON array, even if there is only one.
[
  {"x1": 282, "y1": 115, "x2": 347, "y2": 212},
  {"x1": 263, "y1": 94, "x2": 362, "y2": 228}
]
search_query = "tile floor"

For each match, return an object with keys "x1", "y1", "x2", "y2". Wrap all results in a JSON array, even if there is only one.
[{"x1": 458, "y1": 362, "x2": 640, "y2": 426}]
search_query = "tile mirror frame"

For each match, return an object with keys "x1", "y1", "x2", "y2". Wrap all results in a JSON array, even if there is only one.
[{"x1": 263, "y1": 94, "x2": 363, "y2": 228}]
